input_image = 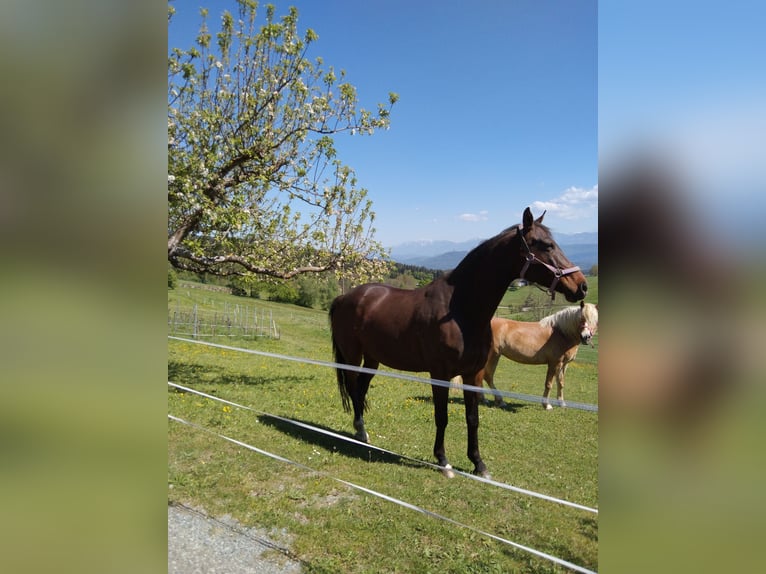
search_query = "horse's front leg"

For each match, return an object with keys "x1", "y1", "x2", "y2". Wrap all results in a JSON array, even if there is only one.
[
  {"x1": 430, "y1": 383, "x2": 453, "y2": 477},
  {"x1": 557, "y1": 363, "x2": 569, "y2": 408},
  {"x1": 542, "y1": 364, "x2": 556, "y2": 410},
  {"x1": 463, "y1": 371, "x2": 489, "y2": 478}
]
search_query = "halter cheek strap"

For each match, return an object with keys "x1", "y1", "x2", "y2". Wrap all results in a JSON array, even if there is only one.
[
  {"x1": 580, "y1": 321, "x2": 595, "y2": 347},
  {"x1": 517, "y1": 225, "x2": 581, "y2": 300}
]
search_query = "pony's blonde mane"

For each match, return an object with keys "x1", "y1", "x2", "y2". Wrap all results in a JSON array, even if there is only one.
[{"x1": 538, "y1": 303, "x2": 598, "y2": 340}]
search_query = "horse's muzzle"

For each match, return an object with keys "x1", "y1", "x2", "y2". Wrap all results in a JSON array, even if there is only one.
[{"x1": 562, "y1": 280, "x2": 588, "y2": 302}]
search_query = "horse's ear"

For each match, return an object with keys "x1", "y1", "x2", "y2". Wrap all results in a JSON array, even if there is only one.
[
  {"x1": 535, "y1": 210, "x2": 546, "y2": 224},
  {"x1": 523, "y1": 207, "x2": 534, "y2": 229}
]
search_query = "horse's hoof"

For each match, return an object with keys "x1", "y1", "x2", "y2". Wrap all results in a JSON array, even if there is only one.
[
  {"x1": 441, "y1": 464, "x2": 455, "y2": 479},
  {"x1": 472, "y1": 467, "x2": 491, "y2": 479},
  {"x1": 543, "y1": 403, "x2": 553, "y2": 410},
  {"x1": 354, "y1": 431, "x2": 369, "y2": 443}
]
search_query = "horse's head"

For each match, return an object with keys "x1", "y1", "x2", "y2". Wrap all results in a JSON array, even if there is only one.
[
  {"x1": 578, "y1": 301, "x2": 599, "y2": 346},
  {"x1": 518, "y1": 207, "x2": 588, "y2": 302}
]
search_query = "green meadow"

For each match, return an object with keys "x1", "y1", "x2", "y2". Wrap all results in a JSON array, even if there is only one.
[{"x1": 168, "y1": 277, "x2": 598, "y2": 573}]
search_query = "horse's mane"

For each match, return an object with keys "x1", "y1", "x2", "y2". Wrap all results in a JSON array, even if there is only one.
[
  {"x1": 539, "y1": 303, "x2": 598, "y2": 339},
  {"x1": 445, "y1": 225, "x2": 521, "y2": 282}
]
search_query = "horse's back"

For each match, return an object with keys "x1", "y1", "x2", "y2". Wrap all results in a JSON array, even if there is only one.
[
  {"x1": 491, "y1": 317, "x2": 544, "y2": 346},
  {"x1": 331, "y1": 283, "x2": 419, "y2": 326},
  {"x1": 491, "y1": 317, "x2": 553, "y2": 363}
]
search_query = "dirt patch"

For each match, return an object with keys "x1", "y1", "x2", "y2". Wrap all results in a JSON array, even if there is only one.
[{"x1": 168, "y1": 502, "x2": 302, "y2": 574}]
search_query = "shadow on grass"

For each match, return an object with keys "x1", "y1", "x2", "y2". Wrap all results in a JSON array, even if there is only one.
[
  {"x1": 168, "y1": 360, "x2": 317, "y2": 387},
  {"x1": 411, "y1": 394, "x2": 530, "y2": 414},
  {"x1": 258, "y1": 415, "x2": 423, "y2": 470}
]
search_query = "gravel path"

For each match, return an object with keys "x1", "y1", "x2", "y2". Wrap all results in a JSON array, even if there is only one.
[{"x1": 168, "y1": 503, "x2": 302, "y2": 574}]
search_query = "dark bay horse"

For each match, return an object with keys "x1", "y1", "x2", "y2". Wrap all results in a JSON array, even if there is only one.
[
  {"x1": 480, "y1": 302, "x2": 598, "y2": 409},
  {"x1": 329, "y1": 208, "x2": 587, "y2": 477}
]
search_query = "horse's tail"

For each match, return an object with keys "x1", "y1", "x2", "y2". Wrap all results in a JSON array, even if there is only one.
[{"x1": 329, "y1": 298, "x2": 352, "y2": 413}]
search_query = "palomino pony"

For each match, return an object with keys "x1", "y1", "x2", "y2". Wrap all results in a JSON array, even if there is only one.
[
  {"x1": 329, "y1": 208, "x2": 587, "y2": 477},
  {"x1": 481, "y1": 301, "x2": 598, "y2": 409}
]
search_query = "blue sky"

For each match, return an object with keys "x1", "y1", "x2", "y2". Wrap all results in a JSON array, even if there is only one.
[{"x1": 169, "y1": 0, "x2": 597, "y2": 247}]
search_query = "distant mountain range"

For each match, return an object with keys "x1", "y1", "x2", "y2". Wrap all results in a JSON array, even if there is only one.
[{"x1": 388, "y1": 231, "x2": 598, "y2": 271}]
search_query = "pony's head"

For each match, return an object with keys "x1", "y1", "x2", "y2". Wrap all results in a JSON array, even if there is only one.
[
  {"x1": 518, "y1": 208, "x2": 588, "y2": 302},
  {"x1": 578, "y1": 301, "x2": 599, "y2": 346}
]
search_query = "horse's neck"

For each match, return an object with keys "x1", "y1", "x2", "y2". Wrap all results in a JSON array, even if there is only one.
[
  {"x1": 550, "y1": 324, "x2": 574, "y2": 344},
  {"x1": 448, "y1": 232, "x2": 520, "y2": 329}
]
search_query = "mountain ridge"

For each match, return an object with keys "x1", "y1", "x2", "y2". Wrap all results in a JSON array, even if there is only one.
[{"x1": 388, "y1": 232, "x2": 598, "y2": 271}]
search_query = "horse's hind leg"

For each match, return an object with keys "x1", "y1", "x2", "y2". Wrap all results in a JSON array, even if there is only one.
[
  {"x1": 483, "y1": 352, "x2": 504, "y2": 406},
  {"x1": 351, "y1": 358, "x2": 378, "y2": 443}
]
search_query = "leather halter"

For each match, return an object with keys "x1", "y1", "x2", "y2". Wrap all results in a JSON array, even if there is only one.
[{"x1": 517, "y1": 225, "x2": 581, "y2": 300}]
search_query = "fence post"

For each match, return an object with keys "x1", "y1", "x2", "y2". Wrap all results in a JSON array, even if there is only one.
[{"x1": 261, "y1": 309, "x2": 265, "y2": 337}]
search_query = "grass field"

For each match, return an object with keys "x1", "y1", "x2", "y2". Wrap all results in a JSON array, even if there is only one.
[{"x1": 168, "y1": 278, "x2": 598, "y2": 573}]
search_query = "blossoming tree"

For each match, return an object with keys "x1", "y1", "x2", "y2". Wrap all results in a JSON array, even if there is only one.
[{"x1": 168, "y1": 1, "x2": 398, "y2": 283}]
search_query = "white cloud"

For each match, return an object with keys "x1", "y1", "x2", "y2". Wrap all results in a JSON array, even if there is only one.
[
  {"x1": 458, "y1": 210, "x2": 489, "y2": 222},
  {"x1": 532, "y1": 185, "x2": 598, "y2": 221}
]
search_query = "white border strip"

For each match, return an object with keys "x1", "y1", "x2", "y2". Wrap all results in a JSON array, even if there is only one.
[{"x1": 169, "y1": 413, "x2": 597, "y2": 574}]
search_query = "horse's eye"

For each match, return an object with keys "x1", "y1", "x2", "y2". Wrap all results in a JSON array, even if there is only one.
[{"x1": 535, "y1": 241, "x2": 553, "y2": 251}]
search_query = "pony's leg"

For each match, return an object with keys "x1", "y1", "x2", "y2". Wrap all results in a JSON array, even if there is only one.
[
  {"x1": 483, "y1": 352, "x2": 505, "y2": 406},
  {"x1": 542, "y1": 364, "x2": 556, "y2": 410},
  {"x1": 463, "y1": 371, "x2": 489, "y2": 478},
  {"x1": 430, "y1": 382, "x2": 453, "y2": 477},
  {"x1": 557, "y1": 364, "x2": 568, "y2": 408},
  {"x1": 351, "y1": 359, "x2": 378, "y2": 443}
]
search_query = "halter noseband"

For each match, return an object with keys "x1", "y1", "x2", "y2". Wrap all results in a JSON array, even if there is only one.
[{"x1": 517, "y1": 225, "x2": 581, "y2": 300}]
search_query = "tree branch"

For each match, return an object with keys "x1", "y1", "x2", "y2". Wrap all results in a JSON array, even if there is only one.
[
  {"x1": 170, "y1": 246, "x2": 340, "y2": 279},
  {"x1": 168, "y1": 208, "x2": 204, "y2": 255}
]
